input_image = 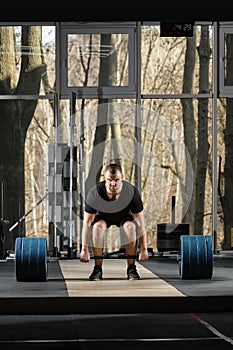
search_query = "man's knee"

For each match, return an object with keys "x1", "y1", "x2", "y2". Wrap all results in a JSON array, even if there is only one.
[
  {"x1": 122, "y1": 221, "x2": 137, "y2": 242},
  {"x1": 122, "y1": 220, "x2": 136, "y2": 231},
  {"x1": 93, "y1": 219, "x2": 107, "y2": 230},
  {"x1": 92, "y1": 220, "x2": 107, "y2": 248}
]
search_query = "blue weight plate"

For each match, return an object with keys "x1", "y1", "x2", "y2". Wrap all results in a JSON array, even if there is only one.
[
  {"x1": 30, "y1": 237, "x2": 41, "y2": 281},
  {"x1": 179, "y1": 235, "x2": 190, "y2": 279},
  {"x1": 21, "y1": 237, "x2": 31, "y2": 281},
  {"x1": 206, "y1": 235, "x2": 213, "y2": 278},
  {"x1": 15, "y1": 237, "x2": 23, "y2": 281},
  {"x1": 180, "y1": 235, "x2": 213, "y2": 280},
  {"x1": 37, "y1": 237, "x2": 48, "y2": 281},
  {"x1": 198, "y1": 235, "x2": 213, "y2": 279},
  {"x1": 195, "y1": 235, "x2": 213, "y2": 279},
  {"x1": 189, "y1": 236, "x2": 199, "y2": 279},
  {"x1": 15, "y1": 237, "x2": 48, "y2": 282},
  {"x1": 196, "y1": 235, "x2": 207, "y2": 278}
]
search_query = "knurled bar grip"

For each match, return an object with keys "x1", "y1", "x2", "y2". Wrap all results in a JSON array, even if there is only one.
[{"x1": 93, "y1": 255, "x2": 138, "y2": 259}]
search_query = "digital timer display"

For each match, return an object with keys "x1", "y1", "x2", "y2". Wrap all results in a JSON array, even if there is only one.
[{"x1": 160, "y1": 22, "x2": 194, "y2": 37}]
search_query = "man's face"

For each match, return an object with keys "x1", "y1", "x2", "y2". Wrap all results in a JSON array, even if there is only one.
[{"x1": 104, "y1": 170, "x2": 123, "y2": 193}]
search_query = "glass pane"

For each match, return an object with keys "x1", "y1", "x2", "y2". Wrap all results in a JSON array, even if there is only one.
[
  {"x1": 224, "y1": 33, "x2": 233, "y2": 86},
  {"x1": 25, "y1": 99, "x2": 56, "y2": 237},
  {"x1": 141, "y1": 98, "x2": 213, "y2": 249},
  {"x1": 0, "y1": 25, "x2": 55, "y2": 96},
  {"x1": 67, "y1": 33, "x2": 129, "y2": 87},
  {"x1": 141, "y1": 25, "x2": 213, "y2": 95},
  {"x1": 74, "y1": 98, "x2": 140, "y2": 251}
]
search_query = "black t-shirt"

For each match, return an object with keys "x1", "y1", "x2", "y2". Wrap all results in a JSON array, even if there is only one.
[{"x1": 85, "y1": 180, "x2": 143, "y2": 225}]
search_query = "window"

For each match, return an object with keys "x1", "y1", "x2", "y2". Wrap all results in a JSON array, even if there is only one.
[
  {"x1": 219, "y1": 23, "x2": 233, "y2": 97},
  {"x1": 59, "y1": 23, "x2": 137, "y2": 98}
]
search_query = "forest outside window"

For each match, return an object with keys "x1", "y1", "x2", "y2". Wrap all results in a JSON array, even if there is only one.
[
  {"x1": 141, "y1": 24, "x2": 213, "y2": 95},
  {"x1": 59, "y1": 24, "x2": 137, "y2": 98}
]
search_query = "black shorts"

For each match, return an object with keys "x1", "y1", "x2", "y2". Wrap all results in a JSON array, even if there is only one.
[{"x1": 92, "y1": 214, "x2": 134, "y2": 228}]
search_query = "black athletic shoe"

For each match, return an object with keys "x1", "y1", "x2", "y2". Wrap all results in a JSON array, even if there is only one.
[
  {"x1": 127, "y1": 264, "x2": 140, "y2": 280},
  {"x1": 89, "y1": 265, "x2": 103, "y2": 281}
]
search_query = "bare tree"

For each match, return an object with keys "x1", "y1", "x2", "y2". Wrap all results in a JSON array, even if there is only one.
[
  {"x1": 194, "y1": 25, "x2": 211, "y2": 235},
  {"x1": 84, "y1": 34, "x2": 111, "y2": 193},
  {"x1": 181, "y1": 29, "x2": 197, "y2": 234},
  {"x1": 0, "y1": 26, "x2": 45, "y2": 253},
  {"x1": 85, "y1": 34, "x2": 125, "y2": 193}
]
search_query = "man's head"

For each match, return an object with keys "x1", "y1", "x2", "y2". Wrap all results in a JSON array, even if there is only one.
[{"x1": 104, "y1": 163, "x2": 123, "y2": 193}]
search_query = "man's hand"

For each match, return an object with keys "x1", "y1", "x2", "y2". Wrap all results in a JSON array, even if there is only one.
[
  {"x1": 138, "y1": 248, "x2": 149, "y2": 261},
  {"x1": 80, "y1": 249, "x2": 90, "y2": 262}
]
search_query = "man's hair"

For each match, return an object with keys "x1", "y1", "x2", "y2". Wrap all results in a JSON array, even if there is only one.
[{"x1": 104, "y1": 163, "x2": 122, "y2": 175}]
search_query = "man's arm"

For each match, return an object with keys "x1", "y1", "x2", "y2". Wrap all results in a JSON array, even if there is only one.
[
  {"x1": 80, "y1": 211, "x2": 96, "y2": 262},
  {"x1": 132, "y1": 211, "x2": 148, "y2": 261}
]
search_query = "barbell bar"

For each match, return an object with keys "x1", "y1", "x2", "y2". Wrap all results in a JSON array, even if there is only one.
[{"x1": 14, "y1": 235, "x2": 213, "y2": 282}]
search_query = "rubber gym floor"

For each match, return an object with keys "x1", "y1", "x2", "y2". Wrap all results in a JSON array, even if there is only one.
[
  {"x1": 0, "y1": 252, "x2": 233, "y2": 350},
  {"x1": 0, "y1": 250, "x2": 232, "y2": 314}
]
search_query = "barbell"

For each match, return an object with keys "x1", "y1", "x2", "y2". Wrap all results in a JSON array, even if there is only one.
[{"x1": 14, "y1": 234, "x2": 213, "y2": 282}]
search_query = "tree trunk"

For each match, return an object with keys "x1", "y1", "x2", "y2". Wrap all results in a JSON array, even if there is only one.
[
  {"x1": 85, "y1": 34, "x2": 114, "y2": 193},
  {"x1": 181, "y1": 30, "x2": 196, "y2": 234},
  {"x1": 194, "y1": 26, "x2": 211, "y2": 235},
  {"x1": 0, "y1": 26, "x2": 45, "y2": 252}
]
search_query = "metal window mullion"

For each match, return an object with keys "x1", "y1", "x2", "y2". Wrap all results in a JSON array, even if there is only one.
[
  {"x1": 212, "y1": 21, "x2": 218, "y2": 253},
  {"x1": 135, "y1": 22, "x2": 142, "y2": 192}
]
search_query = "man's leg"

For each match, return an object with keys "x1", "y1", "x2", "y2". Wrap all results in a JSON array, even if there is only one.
[
  {"x1": 89, "y1": 220, "x2": 107, "y2": 281},
  {"x1": 122, "y1": 220, "x2": 137, "y2": 265},
  {"x1": 92, "y1": 219, "x2": 107, "y2": 266},
  {"x1": 122, "y1": 220, "x2": 140, "y2": 280}
]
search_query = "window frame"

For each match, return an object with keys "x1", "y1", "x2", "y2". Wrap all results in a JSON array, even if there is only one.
[
  {"x1": 58, "y1": 22, "x2": 137, "y2": 99},
  {"x1": 219, "y1": 23, "x2": 233, "y2": 97}
]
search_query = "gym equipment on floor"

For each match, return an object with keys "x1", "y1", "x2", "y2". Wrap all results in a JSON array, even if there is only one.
[{"x1": 14, "y1": 234, "x2": 213, "y2": 282}]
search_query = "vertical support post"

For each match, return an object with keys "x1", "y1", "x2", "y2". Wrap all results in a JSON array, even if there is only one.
[
  {"x1": 172, "y1": 195, "x2": 176, "y2": 224},
  {"x1": 67, "y1": 92, "x2": 76, "y2": 258},
  {"x1": 0, "y1": 182, "x2": 5, "y2": 259},
  {"x1": 0, "y1": 182, "x2": 10, "y2": 259},
  {"x1": 79, "y1": 99, "x2": 86, "y2": 253},
  {"x1": 0, "y1": 182, "x2": 3, "y2": 220},
  {"x1": 52, "y1": 92, "x2": 59, "y2": 257},
  {"x1": 135, "y1": 22, "x2": 142, "y2": 192},
  {"x1": 212, "y1": 22, "x2": 218, "y2": 254}
]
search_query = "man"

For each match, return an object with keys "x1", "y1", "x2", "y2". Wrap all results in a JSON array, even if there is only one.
[{"x1": 80, "y1": 163, "x2": 148, "y2": 280}]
